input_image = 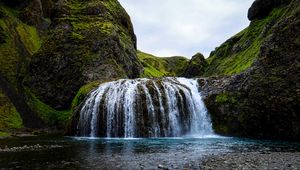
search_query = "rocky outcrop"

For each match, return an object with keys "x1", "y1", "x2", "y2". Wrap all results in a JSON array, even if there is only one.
[
  {"x1": 26, "y1": 0, "x2": 143, "y2": 110},
  {"x1": 248, "y1": 0, "x2": 292, "y2": 21},
  {"x1": 204, "y1": 0, "x2": 293, "y2": 77},
  {"x1": 0, "y1": 0, "x2": 143, "y2": 131},
  {"x1": 182, "y1": 53, "x2": 207, "y2": 78},
  {"x1": 202, "y1": 0, "x2": 300, "y2": 140}
]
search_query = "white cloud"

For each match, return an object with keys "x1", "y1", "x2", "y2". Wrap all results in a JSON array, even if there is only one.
[{"x1": 119, "y1": 0, "x2": 254, "y2": 58}]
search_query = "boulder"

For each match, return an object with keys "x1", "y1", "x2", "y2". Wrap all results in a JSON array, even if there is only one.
[{"x1": 182, "y1": 53, "x2": 207, "y2": 78}]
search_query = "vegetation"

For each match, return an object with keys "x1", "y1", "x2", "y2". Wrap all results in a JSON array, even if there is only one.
[
  {"x1": 25, "y1": 89, "x2": 72, "y2": 126},
  {"x1": 0, "y1": 91, "x2": 23, "y2": 131},
  {"x1": 215, "y1": 92, "x2": 237, "y2": 104},
  {"x1": 138, "y1": 51, "x2": 189, "y2": 78},
  {"x1": 0, "y1": 131, "x2": 10, "y2": 137},
  {"x1": 204, "y1": 7, "x2": 287, "y2": 76},
  {"x1": 0, "y1": 4, "x2": 42, "y2": 132}
]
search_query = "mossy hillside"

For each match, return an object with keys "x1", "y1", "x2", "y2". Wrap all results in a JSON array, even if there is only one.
[
  {"x1": 28, "y1": 0, "x2": 143, "y2": 110},
  {"x1": 205, "y1": 0, "x2": 300, "y2": 140},
  {"x1": 138, "y1": 51, "x2": 189, "y2": 78},
  {"x1": 205, "y1": 7, "x2": 288, "y2": 76},
  {"x1": 0, "y1": 5, "x2": 42, "y2": 85},
  {"x1": 0, "y1": 4, "x2": 42, "y2": 131}
]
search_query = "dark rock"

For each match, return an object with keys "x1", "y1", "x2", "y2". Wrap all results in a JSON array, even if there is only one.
[
  {"x1": 248, "y1": 0, "x2": 292, "y2": 21},
  {"x1": 182, "y1": 53, "x2": 207, "y2": 78}
]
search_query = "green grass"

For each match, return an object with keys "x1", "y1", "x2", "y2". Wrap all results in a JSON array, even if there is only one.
[
  {"x1": 138, "y1": 50, "x2": 189, "y2": 78},
  {"x1": 204, "y1": 7, "x2": 287, "y2": 76}
]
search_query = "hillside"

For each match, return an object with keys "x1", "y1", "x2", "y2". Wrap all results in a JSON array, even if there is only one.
[
  {"x1": 0, "y1": 0, "x2": 142, "y2": 134},
  {"x1": 137, "y1": 50, "x2": 189, "y2": 77},
  {"x1": 200, "y1": 0, "x2": 300, "y2": 140},
  {"x1": 204, "y1": 0, "x2": 293, "y2": 76}
]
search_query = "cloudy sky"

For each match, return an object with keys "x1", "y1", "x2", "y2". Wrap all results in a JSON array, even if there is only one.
[{"x1": 119, "y1": 0, "x2": 254, "y2": 58}]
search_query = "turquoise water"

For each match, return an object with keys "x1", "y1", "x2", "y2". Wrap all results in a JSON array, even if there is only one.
[{"x1": 0, "y1": 136, "x2": 299, "y2": 169}]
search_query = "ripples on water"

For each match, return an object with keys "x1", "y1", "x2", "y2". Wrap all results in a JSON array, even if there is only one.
[{"x1": 0, "y1": 136, "x2": 299, "y2": 169}]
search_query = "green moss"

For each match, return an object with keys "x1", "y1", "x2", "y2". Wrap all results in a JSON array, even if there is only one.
[
  {"x1": 71, "y1": 32, "x2": 84, "y2": 40},
  {"x1": 0, "y1": 131, "x2": 10, "y2": 137},
  {"x1": 0, "y1": 91, "x2": 23, "y2": 130},
  {"x1": 16, "y1": 24, "x2": 41, "y2": 55},
  {"x1": 215, "y1": 93, "x2": 237, "y2": 104},
  {"x1": 25, "y1": 89, "x2": 71, "y2": 126},
  {"x1": 205, "y1": 7, "x2": 287, "y2": 76},
  {"x1": 71, "y1": 79, "x2": 119, "y2": 109},
  {"x1": 71, "y1": 81, "x2": 102, "y2": 109},
  {"x1": 0, "y1": 5, "x2": 42, "y2": 85},
  {"x1": 71, "y1": 21, "x2": 114, "y2": 35}
]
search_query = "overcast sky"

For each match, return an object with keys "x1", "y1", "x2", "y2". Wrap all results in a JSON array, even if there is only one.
[{"x1": 119, "y1": 0, "x2": 254, "y2": 58}]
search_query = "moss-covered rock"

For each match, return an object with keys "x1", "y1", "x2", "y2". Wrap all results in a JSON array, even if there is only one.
[
  {"x1": 138, "y1": 50, "x2": 189, "y2": 78},
  {"x1": 182, "y1": 53, "x2": 207, "y2": 78},
  {"x1": 1, "y1": 0, "x2": 141, "y2": 130},
  {"x1": 202, "y1": 0, "x2": 300, "y2": 140},
  {"x1": 26, "y1": 0, "x2": 143, "y2": 110},
  {"x1": 0, "y1": 2, "x2": 46, "y2": 130}
]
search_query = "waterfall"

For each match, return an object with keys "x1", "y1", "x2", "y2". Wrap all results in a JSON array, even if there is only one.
[{"x1": 76, "y1": 77, "x2": 214, "y2": 138}]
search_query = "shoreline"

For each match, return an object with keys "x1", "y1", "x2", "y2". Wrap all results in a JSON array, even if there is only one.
[{"x1": 201, "y1": 151, "x2": 300, "y2": 169}]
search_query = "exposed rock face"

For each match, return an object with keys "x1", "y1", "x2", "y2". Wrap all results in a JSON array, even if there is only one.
[
  {"x1": 202, "y1": 0, "x2": 300, "y2": 140},
  {"x1": 182, "y1": 53, "x2": 207, "y2": 78},
  {"x1": 248, "y1": 0, "x2": 292, "y2": 21},
  {"x1": 26, "y1": 0, "x2": 143, "y2": 110}
]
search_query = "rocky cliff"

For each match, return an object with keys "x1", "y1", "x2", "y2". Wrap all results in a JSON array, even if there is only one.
[
  {"x1": 201, "y1": 0, "x2": 300, "y2": 140},
  {"x1": 0, "y1": 0, "x2": 143, "y2": 133}
]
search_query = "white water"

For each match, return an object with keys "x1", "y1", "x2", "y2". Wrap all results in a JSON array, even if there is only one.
[{"x1": 77, "y1": 77, "x2": 214, "y2": 138}]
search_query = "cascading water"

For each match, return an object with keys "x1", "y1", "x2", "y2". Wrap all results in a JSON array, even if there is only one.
[{"x1": 75, "y1": 77, "x2": 214, "y2": 138}]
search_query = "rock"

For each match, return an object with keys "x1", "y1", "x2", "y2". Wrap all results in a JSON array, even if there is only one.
[
  {"x1": 26, "y1": 0, "x2": 143, "y2": 110},
  {"x1": 202, "y1": 0, "x2": 300, "y2": 140},
  {"x1": 158, "y1": 164, "x2": 168, "y2": 170},
  {"x1": 248, "y1": 0, "x2": 292, "y2": 21},
  {"x1": 182, "y1": 53, "x2": 208, "y2": 78}
]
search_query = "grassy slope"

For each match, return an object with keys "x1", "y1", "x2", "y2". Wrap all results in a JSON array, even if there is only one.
[
  {"x1": 138, "y1": 51, "x2": 189, "y2": 78},
  {"x1": 204, "y1": 7, "x2": 288, "y2": 76}
]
